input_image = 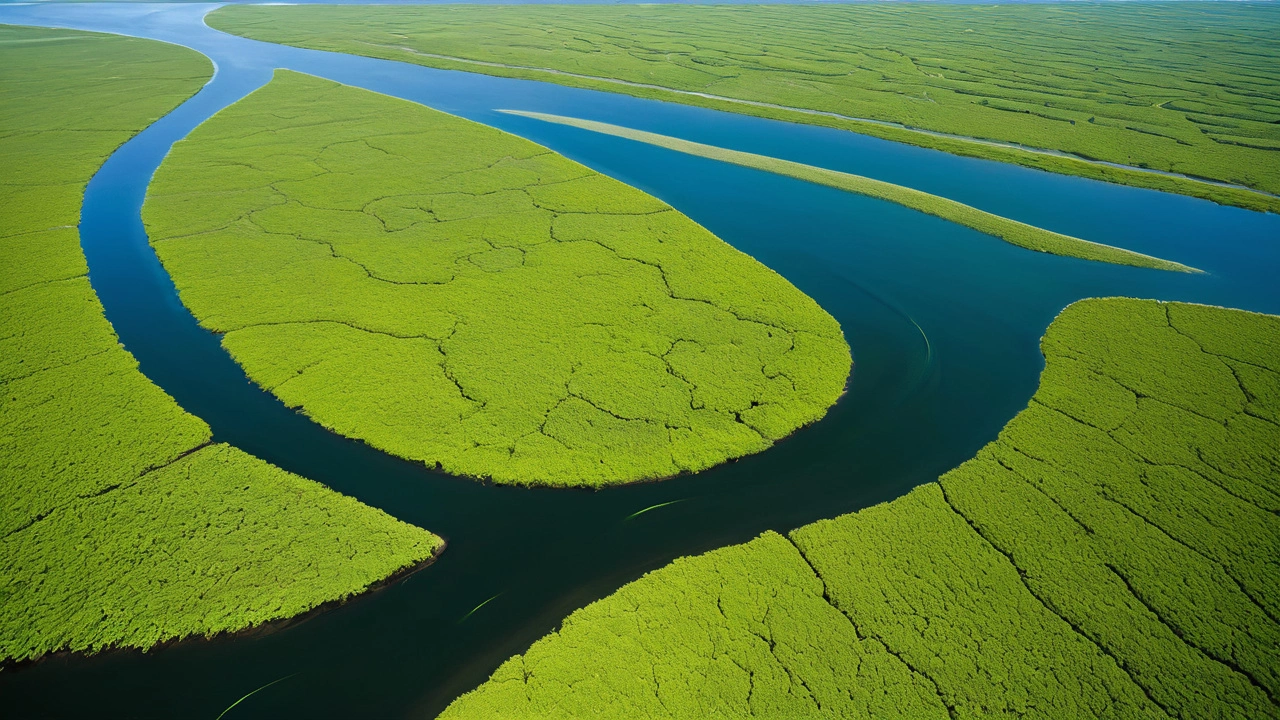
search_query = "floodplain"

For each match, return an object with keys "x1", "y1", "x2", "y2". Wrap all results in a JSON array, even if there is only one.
[
  {"x1": 0, "y1": 3, "x2": 1277, "y2": 718},
  {"x1": 212, "y1": 2, "x2": 1280, "y2": 210},
  {"x1": 0, "y1": 25, "x2": 441, "y2": 667},
  {"x1": 144, "y1": 70, "x2": 851, "y2": 486},
  {"x1": 506, "y1": 110, "x2": 1198, "y2": 272},
  {"x1": 445, "y1": 297, "x2": 1280, "y2": 719}
]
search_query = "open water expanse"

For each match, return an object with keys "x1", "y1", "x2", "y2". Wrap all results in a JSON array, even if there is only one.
[{"x1": 1, "y1": 4, "x2": 1278, "y2": 717}]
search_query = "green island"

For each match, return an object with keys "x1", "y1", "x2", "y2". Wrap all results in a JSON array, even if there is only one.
[
  {"x1": 442, "y1": 297, "x2": 1280, "y2": 719},
  {"x1": 505, "y1": 110, "x2": 1198, "y2": 273},
  {"x1": 0, "y1": 26, "x2": 441, "y2": 666},
  {"x1": 142, "y1": 70, "x2": 851, "y2": 487},
  {"x1": 209, "y1": 3, "x2": 1280, "y2": 213}
]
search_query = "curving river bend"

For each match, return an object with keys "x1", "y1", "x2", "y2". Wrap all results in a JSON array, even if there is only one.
[{"x1": 1, "y1": 4, "x2": 1278, "y2": 717}]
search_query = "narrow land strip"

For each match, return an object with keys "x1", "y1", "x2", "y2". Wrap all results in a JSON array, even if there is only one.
[
  {"x1": 393, "y1": 45, "x2": 1280, "y2": 202},
  {"x1": 504, "y1": 110, "x2": 1198, "y2": 274},
  {"x1": 208, "y1": 4, "x2": 1280, "y2": 213}
]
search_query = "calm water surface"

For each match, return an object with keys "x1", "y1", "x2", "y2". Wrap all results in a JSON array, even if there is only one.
[{"x1": 1, "y1": 4, "x2": 1277, "y2": 717}]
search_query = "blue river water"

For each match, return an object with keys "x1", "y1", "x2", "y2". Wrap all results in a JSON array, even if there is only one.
[{"x1": 1, "y1": 4, "x2": 1278, "y2": 717}]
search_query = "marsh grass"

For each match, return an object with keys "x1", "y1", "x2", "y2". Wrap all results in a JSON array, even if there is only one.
[
  {"x1": 443, "y1": 298, "x2": 1280, "y2": 719},
  {"x1": 210, "y1": 3, "x2": 1280, "y2": 212},
  {"x1": 0, "y1": 26, "x2": 441, "y2": 666},
  {"x1": 144, "y1": 71, "x2": 852, "y2": 487},
  {"x1": 505, "y1": 110, "x2": 1199, "y2": 273}
]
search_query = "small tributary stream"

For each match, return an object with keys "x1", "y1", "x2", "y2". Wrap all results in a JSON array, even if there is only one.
[{"x1": 1, "y1": 4, "x2": 1278, "y2": 717}]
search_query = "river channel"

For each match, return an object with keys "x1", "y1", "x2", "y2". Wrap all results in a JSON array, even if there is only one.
[{"x1": 1, "y1": 4, "x2": 1278, "y2": 717}]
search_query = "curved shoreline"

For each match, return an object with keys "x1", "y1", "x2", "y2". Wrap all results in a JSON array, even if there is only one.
[
  {"x1": 0, "y1": 25, "x2": 446, "y2": 671},
  {"x1": 370, "y1": 44, "x2": 1280, "y2": 203},
  {"x1": 3, "y1": 5, "x2": 1277, "y2": 718},
  {"x1": 503, "y1": 110, "x2": 1200, "y2": 273},
  {"x1": 146, "y1": 69, "x2": 852, "y2": 488},
  {"x1": 196, "y1": 14, "x2": 1278, "y2": 214},
  {"x1": 441, "y1": 297, "x2": 1280, "y2": 718},
  {"x1": 0, "y1": 541, "x2": 448, "y2": 674}
]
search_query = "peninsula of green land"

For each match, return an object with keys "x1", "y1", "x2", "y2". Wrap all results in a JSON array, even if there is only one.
[
  {"x1": 506, "y1": 110, "x2": 1197, "y2": 273},
  {"x1": 143, "y1": 71, "x2": 851, "y2": 487},
  {"x1": 0, "y1": 26, "x2": 441, "y2": 666},
  {"x1": 209, "y1": 3, "x2": 1280, "y2": 213},
  {"x1": 442, "y1": 297, "x2": 1280, "y2": 719}
]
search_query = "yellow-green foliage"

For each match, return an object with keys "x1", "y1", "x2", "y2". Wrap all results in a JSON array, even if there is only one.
[
  {"x1": 209, "y1": 3, "x2": 1280, "y2": 212},
  {"x1": 444, "y1": 298, "x2": 1280, "y2": 718},
  {"x1": 2, "y1": 445, "x2": 439, "y2": 662},
  {"x1": 143, "y1": 71, "x2": 850, "y2": 487},
  {"x1": 507, "y1": 111, "x2": 1197, "y2": 273},
  {"x1": 441, "y1": 531, "x2": 951, "y2": 719},
  {"x1": 0, "y1": 26, "x2": 441, "y2": 665}
]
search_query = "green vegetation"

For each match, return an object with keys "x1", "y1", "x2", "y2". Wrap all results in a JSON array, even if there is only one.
[
  {"x1": 442, "y1": 297, "x2": 1280, "y2": 719},
  {"x1": 0, "y1": 26, "x2": 441, "y2": 665},
  {"x1": 507, "y1": 110, "x2": 1197, "y2": 273},
  {"x1": 443, "y1": 531, "x2": 952, "y2": 718},
  {"x1": 209, "y1": 3, "x2": 1280, "y2": 213},
  {"x1": 143, "y1": 71, "x2": 850, "y2": 487}
]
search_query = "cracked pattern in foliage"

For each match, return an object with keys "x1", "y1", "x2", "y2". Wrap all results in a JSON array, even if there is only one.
[
  {"x1": 145, "y1": 71, "x2": 850, "y2": 486},
  {"x1": 441, "y1": 532, "x2": 951, "y2": 719},
  {"x1": 921, "y1": 298, "x2": 1280, "y2": 719},
  {"x1": 444, "y1": 298, "x2": 1279, "y2": 719},
  {"x1": 1, "y1": 26, "x2": 217, "y2": 550},
  {"x1": 1, "y1": 29, "x2": 441, "y2": 665},
  {"x1": 210, "y1": 3, "x2": 1280, "y2": 206}
]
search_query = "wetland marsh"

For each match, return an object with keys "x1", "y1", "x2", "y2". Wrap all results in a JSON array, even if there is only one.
[
  {"x1": 213, "y1": 2, "x2": 1280, "y2": 211},
  {"x1": 0, "y1": 3, "x2": 1277, "y2": 718},
  {"x1": 145, "y1": 70, "x2": 850, "y2": 487}
]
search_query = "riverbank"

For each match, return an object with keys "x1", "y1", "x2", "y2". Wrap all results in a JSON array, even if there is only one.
[
  {"x1": 0, "y1": 25, "x2": 442, "y2": 667},
  {"x1": 143, "y1": 69, "x2": 852, "y2": 487},
  {"x1": 505, "y1": 110, "x2": 1199, "y2": 273},
  {"x1": 208, "y1": 3, "x2": 1280, "y2": 214},
  {"x1": 443, "y1": 297, "x2": 1280, "y2": 718},
  {"x1": 2, "y1": 5, "x2": 1277, "y2": 716}
]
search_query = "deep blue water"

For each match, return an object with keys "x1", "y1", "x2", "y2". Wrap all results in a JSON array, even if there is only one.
[{"x1": 0, "y1": 4, "x2": 1277, "y2": 718}]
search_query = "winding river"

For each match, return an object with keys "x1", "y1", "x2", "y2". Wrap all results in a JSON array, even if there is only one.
[{"x1": 1, "y1": 4, "x2": 1278, "y2": 717}]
